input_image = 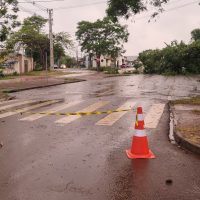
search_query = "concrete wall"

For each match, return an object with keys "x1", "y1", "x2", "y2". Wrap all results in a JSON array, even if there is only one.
[
  {"x1": 92, "y1": 55, "x2": 114, "y2": 68},
  {"x1": 84, "y1": 55, "x2": 127, "y2": 68},
  {"x1": 3, "y1": 55, "x2": 34, "y2": 75}
]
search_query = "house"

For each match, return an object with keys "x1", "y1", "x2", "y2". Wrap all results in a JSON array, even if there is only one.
[
  {"x1": 0, "y1": 45, "x2": 34, "y2": 75},
  {"x1": 84, "y1": 54, "x2": 127, "y2": 68},
  {"x1": 126, "y1": 56, "x2": 138, "y2": 67},
  {"x1": 92, "y1": 55, "x2": 114, "y2": 68},
  {"x1": 3, "y1": 54, "x2": 34, "y2": 75}
]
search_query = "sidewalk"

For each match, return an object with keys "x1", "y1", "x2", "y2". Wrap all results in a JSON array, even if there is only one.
[
  {"x1": 0, "y1": 69, "x2": 107, "y2": 100},
  {"x1": 170, "y1": 97, "x2": 200, "y2": 154},
  {"x1": 0, "y1": 74, "x2": 85, "y2": 100}
]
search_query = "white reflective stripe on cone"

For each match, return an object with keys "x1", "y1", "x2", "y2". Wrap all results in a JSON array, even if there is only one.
[
  {"x1": 137, "y1": 114, "x2": 144, "y2": 121},
  {"x1": 134, "y1": 129, "x2": 146, "y2": 137}
]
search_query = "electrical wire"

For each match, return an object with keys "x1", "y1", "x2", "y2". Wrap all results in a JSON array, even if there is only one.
[
  {"x1": 54, "y1": 0, "x2": 107, "y2": 11},
  {"x1": 135, "y1": 0, "x2": 200, "y2": 21},
  {"x1": 19, "y1": 0, "x2": 63, "y2": 2},
  {"x1": 23, "y1": 0, "x2": 48, "y2": 11},
  {"x1": 18, "y1": 5, "x2": 37, "y2": 15}
]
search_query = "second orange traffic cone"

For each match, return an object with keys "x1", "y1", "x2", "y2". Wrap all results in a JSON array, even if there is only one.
[{"x1": 126, "y1": 106, "x2": 155, "y2": 159}]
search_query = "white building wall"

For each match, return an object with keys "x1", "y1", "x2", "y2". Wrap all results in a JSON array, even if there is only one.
[
  {"x1": 89, "y1": 55, "x2": 126, "y2": 68},
  {"x1": 92, "y1": 55, "x2": 114, "y2": 68}
]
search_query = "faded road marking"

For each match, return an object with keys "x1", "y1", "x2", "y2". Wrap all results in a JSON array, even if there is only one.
[
  {"x1": 0, "y1": 99, "x2": 18, "y2": 105},
  {"x1": 55, "y1": 101, "x2": 109, "y2": 125},
  {"x1": 144, "y1": 103, "x2": 165, "y2": 128},
  {"x1": 96, "y1": 101, "x2": 136, "y2": 126},
  {"x1": 20, "y1": 100, "x2": 83, "y2": 121},
  {"x1": 0, "y1": 100, "x2": 58, "y2": 119},
  {"x1": 0, "y1": 100, "x2": 34, "y2": 112}
]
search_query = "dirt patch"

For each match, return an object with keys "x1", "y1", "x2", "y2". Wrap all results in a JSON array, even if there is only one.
[
  {"x1": 171, "y1": 97, "x2": 200, "y2": 154},
  {"x1": 176, "y1": 126, "x2": 200, "y2": 145},
  {"x1": 0, "y1": 91, "x2": 13, "y2": 101}
]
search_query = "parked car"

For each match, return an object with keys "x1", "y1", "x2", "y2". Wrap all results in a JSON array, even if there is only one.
[
  {"x1": 53, "y1": 64, "x2": 59, "y2": 69},
  {"x1": 120, "y1": 63, "x2": 127, "y2": 68},
  {"x1": 60, "y1": 64, "x2": 66, "y2": 69}
]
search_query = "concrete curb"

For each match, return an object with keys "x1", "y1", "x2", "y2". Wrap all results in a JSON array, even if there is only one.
[
  {"x1": 174, "y1": 130, "x2": 200, "y2": 154},
  {"x1": 2, "y1": 79, "x2": 86, "y2": 93},
  {"x1": 169, "y1": 102, "x2": 200, "y2": 155}
]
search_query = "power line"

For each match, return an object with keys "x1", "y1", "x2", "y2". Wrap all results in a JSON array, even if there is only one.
[
  {"x1": 165, "y1": 0, "x2": 200, "y2": 11},
  {"x1": 18, "y1": 5, "x2": 38, "y2": 15},
  {"x1": 18, "y1": 0, "x2": 64, "y2": 3},
  {"x1": 135, "y1": 0, "x2": 200, "y2": 21},
  {"x1": 23, "y1": 0, "x2": 48, "y2": 11},
  {"x1": 54, "y1": 0, "x2": 107, "y2": 11}
]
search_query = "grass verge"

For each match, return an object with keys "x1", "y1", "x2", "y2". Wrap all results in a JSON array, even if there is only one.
[
  {"x1": 192, "y1": 110, "x2": 200, "y2": 115},
  {"x1": 24, "y1": 70, "x2": 72, "y2": 76},
  {"x1": 170, "y1": 96, "x2": 200, "y2": 105},
  {"x1": 0, "y1": 70, "x2": 72, "y2": 80}
]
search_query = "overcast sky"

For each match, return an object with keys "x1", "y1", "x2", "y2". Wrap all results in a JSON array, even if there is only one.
[{"x1": 18, "y1": 0, "x2": 200, "y2": 56}]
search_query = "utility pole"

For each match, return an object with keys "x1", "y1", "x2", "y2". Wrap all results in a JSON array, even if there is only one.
[
  {"x1": 48, "y1": 9, "x2": 54, "y2": 70},
  {"x1": 76, "y1": 46, "x2": 79, "y2": 67}
]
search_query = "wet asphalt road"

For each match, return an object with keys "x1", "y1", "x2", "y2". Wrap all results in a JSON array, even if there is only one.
[{"x1": 0, "y1": 74, "x2": 200, "y2": 200}]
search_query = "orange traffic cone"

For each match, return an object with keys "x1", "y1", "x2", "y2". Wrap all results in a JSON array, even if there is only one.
[{"x1": 126, "y1": 106, "x2": 155, "y2": 159}]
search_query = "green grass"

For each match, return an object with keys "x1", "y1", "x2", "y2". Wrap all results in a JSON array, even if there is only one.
[
  {"x1": 0, "y1": 75, "x2": 18, "y2": 80},
  {"x1": 24, "y1": 70, "x2": 71, "y2": 76},
  {"x1": 0, "y1": 70, "x2": 72, "y2": 80},
  {"x1": 171, "y1": 96, "x2": 200, "y2": 105},
  {"x1": 122, "y1": 70, "x2": 139, "y2": 75},
  {"x1": 0, "y1": 91, "x2": 10, "y2": 100},
  {"x1": 64, "y1": 78, "x2": 85, "y2": 83},
  {"x1": 192, "y1": 110, "x2": 200, "y2": 115}
]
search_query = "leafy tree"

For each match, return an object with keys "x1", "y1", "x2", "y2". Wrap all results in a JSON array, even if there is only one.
[
  {"x1": 106, "y1": 0, "x2": 169, "y2": 22},
  {"x1": 76, "y1": 17, "x2": 129, "y2": 71},
  {"x1": 54, "y1": 43, "x2": 65, "y2": 66},
  {"x1": 139, "y1": 49, "x2": 163, "y2": 74},
  {"x1": 54, "y1": 32, "x2": 73, "y2": 49},
  {"x1": 53, "y1": 32, "x2": 73, "y2": 66},
  {"x1": 191, "y1": 28, "x2": 200, "y2": 41},
  {"x1": 6, "y1": 15, "x2": 49, "y2": 68},
  {"x1": 0, "y1": 0, "x2": 20, "y2": 42},
  {"x1": 138, "y1": 40, "x2": 200, "y2": 75},
  {"x1": 60, "y1": 55, "x2": 76, "y2": 67},
  {"x1": 6, "y1": 15, "x2": 72, "y2": 69}
]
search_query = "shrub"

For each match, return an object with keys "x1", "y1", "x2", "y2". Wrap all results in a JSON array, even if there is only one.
[
  {"x1": 138, "y1": 40, "x2": 200, "y2": 75},
  {"x1": 0, "y1": 70, "x2": 5, "y2": 77},
  {"x1": 102, "y1": 67, "x2": 119, "y2": 74},
  {"x1": 12, "y1": 71, "x2": 18, "y2": 76}
]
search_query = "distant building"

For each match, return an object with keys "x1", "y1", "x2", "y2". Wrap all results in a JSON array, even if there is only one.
[
  {"x1": 84, "y1": 54, "x2": 127, "y2": 68},
  {"x1": 126, "y1": 56, "x2": 138, "y2": 67}
]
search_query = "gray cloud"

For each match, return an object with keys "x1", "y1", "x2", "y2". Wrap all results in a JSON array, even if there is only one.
[{"x1": 18, "y1": 0, "x2": 200, "y2": 56}]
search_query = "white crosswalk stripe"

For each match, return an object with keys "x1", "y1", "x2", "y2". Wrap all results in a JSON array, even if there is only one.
[
  {"x1": 20, "y1": 100, "x2": 83, "y2": 121},
  {"x1": 0, "y1": 100, "x2": 58, "y2": 119},
  {"x1": 55, "y1": 101, "x2": 109, "y2": 125},
  {"x1": 96, "y1": 101, "x2": 136, "y2": 126},
  {"x1": 0, "y1": 99, "x2": 18, "y2": 105},
  {"x1": 0, "y1": 99, "x2": 165, "y2": 129},
  {"x1": 0, "y1": 100, "x2": 34, "y2": 112},
  {"x1": 144, "y1": 103, "x2": 165, "y2": 128}
]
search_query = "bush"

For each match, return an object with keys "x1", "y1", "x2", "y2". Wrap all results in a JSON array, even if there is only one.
[
  {"x1": 12, "y1": 71, "x2": 18, "y2": 76},
  {"x1": 139, "y1": 40, "x2": 200, "y2": 75},
  {"x1": 0, "y1": 70, "x2": 5, "y2": 77},
  {"x1": 34, "y1": 64, "x2": 43, "y2": 71},
  {"x1": 102, "y1": 67, "x2": 119, "y2": 74}
]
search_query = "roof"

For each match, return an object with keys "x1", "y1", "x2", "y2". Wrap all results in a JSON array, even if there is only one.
[{"x1": 126, "y1": 56, "x2": 138, "y2": 61}]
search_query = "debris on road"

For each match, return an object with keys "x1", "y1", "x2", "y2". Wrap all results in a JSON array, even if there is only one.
[
  {"x1": 165, "y1": 179, "x2": 173, "y2": 185},
  {"x1": 0, "y1": 142, "x2": 3, "y2": 149}
]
